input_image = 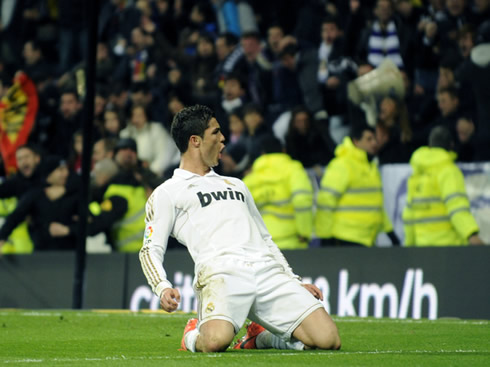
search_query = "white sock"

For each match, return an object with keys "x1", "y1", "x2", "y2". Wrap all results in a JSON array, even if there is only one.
[
  {"x1": 184, "y1": 328, "x2": 199, "y2": 353},
  {"x1": 256, "y1": 330, "x2": 304, "y2": 350}
]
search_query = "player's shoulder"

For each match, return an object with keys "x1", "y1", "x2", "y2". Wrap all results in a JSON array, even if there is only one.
[
  {"x1": 151, "y1": 176, "x2": 182, "y2": 199},
  {"x1": 212, "y1": 172, "x2": 245, "y2": 188}
]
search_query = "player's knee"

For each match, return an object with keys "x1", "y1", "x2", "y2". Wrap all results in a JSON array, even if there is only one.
[
  {"x1": 316, "y1": 329, "x2": 341, "y2": 350},
  {"x1": 200, "y1": 335, "x2": 231, "y2": 353}
]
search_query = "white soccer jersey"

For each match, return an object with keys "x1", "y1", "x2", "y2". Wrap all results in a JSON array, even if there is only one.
[{"x1": 140, "y1": 168, "x2": 299, "y2": 298}]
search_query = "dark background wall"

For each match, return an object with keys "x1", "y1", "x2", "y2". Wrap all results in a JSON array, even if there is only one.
[{"x1": 1, "y1": 248, "x2": 489, "y2": 320}]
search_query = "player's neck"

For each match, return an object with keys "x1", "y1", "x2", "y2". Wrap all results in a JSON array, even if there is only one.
[{"x1": 179, "y1": 156, "x2": 211, "y2": 176}]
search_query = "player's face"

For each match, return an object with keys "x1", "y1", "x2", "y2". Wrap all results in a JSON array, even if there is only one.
[{"x1": 199, "y1": 118, "x2": 225, "y2": 168}]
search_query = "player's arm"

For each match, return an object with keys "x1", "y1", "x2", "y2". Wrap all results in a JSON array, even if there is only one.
[{"x1": 139, "y1": 187, "x2": 180, "y2": 312}]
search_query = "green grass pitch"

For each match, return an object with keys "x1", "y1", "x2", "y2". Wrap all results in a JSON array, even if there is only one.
[{"x1": 0, "y1": 310, "x2": 488, "y2": 366}]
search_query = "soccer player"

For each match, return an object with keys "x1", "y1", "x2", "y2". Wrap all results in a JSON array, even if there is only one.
[{"x1": 139, "y1": 105, "x2": 341, "y2": 353}]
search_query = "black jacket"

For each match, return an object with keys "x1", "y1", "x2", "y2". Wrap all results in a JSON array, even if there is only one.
[{"x1": 0, "y1": 186, "x2": 79, "y2": 251}]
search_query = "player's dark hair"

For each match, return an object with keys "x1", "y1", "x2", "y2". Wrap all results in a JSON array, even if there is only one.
[{"x1": 171, "y1": 105, "x2": 214, "y2": 153}]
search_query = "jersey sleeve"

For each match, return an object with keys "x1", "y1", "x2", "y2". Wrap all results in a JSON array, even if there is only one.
[
  {"x1": 241, "y1": 180, "x2": 302, "y2": 282},
  {"x1": 139, "y1": 187, "x2": 175, "y2": 297}
]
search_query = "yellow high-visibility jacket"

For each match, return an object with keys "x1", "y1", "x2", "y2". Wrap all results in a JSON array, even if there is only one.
[
  {"x1": 104, "y1": 184, "x2": 147, "y2": 252},
  {"x1": 402, "y1": 147, "x2": 479, "y2": 246},
  {"x1": 315, "y1": 137, "x2": 392, "y2": 246},
  {"x1": 0, "y1": 197, "x2": 33, "y2": 254},
  {"x1": 243, "y1": 153, "x2": 313, "y2": 249}
]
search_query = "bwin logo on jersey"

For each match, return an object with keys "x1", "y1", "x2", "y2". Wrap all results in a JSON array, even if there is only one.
[{"x1": 197, "y1": 188, "x2": 245, "y2": 207}]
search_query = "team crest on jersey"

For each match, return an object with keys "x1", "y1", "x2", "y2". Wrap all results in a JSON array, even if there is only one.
[
  {"x1": 205, "y1": 302, "x2": 215, "y2": 313},
  {"x1": 144, "y1": 226, "x2": 153, "y2": 239}
]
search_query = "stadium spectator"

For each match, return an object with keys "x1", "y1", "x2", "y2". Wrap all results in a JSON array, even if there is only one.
[
  {"x1": 98, "y1": 0, "x2": 143, "y2": 48},
  {"x1": 456, "y1": 20, "x2": 490, "y2": 160},
  {"x1": 102, "y1": 107, "x2": 126, "y2": 138},
  {"x1": 213, "y1": 72, "x2": 249, "y2": 138},
  {"x1": 175, "y1": 1, "x2": 217, "y2": 58},
  {"x1": 129, "y1": 81, "x2": 167, "y2": 125},
  {"x1": 139, "y1": 104, "x2": 340, "y2": 353},
  {"x1": 92, "y1": 137, "x2": 117, "y2": 165},
  {"x1": 107, "y1": 83, "x2": 131, "y2": 120},
  {"x1": 0, "y1": 144, "x2": 43, "y2": 254},
  {"x1": 214, "y1": 32, "x2": 242, "y2": 88},
  {"x1": 82, "y1": 138, "x2": 153, "y2": 252},
  {"x1": 354, "y1": 0, "x2": 416, "y2": 76},
  {"x1": 315, "y1": 124, "x2": 400, "y2": 247},
  {"x1": 284, "y1": 106, "x2": 332, "y2": 169},
  {"x1": 243, "y1": 135, "x2": 314, "y2": 249},
  {"x1": 68, "y1": 130, "x2": 83, "y2": 174},
  {"x1": 277, "y1": 40, "x2": 328, "y2": 122},
  {"x1": 187, "y1": 32, "x2": 219, "y2": 102},
  {"x1": 470, "y1": 0, "x2": 490, "y2": 27},
  {"x1": 242, "y1": 103, "x2": 272, "y2": 167},
  {"x1": 263, "y1": 24, "x2": 285, "y2": 67},
  {"x1": 45, "y1": 89, "x2": 83, "y2": 158},
  {"x1": 219, "y1": 108, "x2": 248, "y2": 177},
  {"x1": 89, "y1": 158, "x2": 120, "y2": 208},
  {"x1": 112, "y1": 137, "x2": 162, "y2": 191},
  {"x1": 436, "y1": 0, "x2": 471, "y2": 60},
  {"x1": 57, "y1": 0, "x2": 88, "y2": 74},
  {"x1": 375, "y1": 95, "x2": 414, "y2": 164},
  {"x1": 120, "y1": 104, "x2": 180, "y2": 177},
  {"x1": 434, "y1": 87, "x2": 464, "y2": 136},
  {"x1": 0, "y1": 157, "x2": 79, "y2": 251},
  {"x1": 21, "y1": 39, "x2": 54, "y2": 84},
  {"x1": 402, "y1": 125, "x2": 484, "y2": 246},
  {"x1": 50, "y1": 146, "x2": 151, "y2": 253},
  {"x1": 455, "y1": 116, "x2": 477, "y2": 162},
  {"x1": 237, "y1": 31, "x2": 274, "y2": 110},
  {"x1": 0, "y1": 144, "x2": 43, "y2": 199},
  {"x1": 317, "y1": 16, "x2": 358, "y2": 123}
]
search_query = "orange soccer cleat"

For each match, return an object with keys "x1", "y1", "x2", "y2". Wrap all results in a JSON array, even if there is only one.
[
  {"x1": 180, "y1": 318, "x2": 198, "y2": 351},
  {"x1": 233, "y1": 322, "x2": 266, "y2": 349}
]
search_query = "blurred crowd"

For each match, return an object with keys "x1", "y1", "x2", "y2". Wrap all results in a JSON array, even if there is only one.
[{"x1": 0, "y1": 0, "x2": 489, "y2": 252}]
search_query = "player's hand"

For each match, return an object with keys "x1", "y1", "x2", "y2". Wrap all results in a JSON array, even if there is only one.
[
  {"x1": 160, "y1": 288, "x2": 181, "y2": 312},
  {"x1": 302, "y1": 283, "x2": 324, "y2": 301}
]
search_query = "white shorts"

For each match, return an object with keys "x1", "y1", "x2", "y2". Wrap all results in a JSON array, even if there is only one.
[{"x1": 194, "y1": 257, "x2": 324, "y2": 341}]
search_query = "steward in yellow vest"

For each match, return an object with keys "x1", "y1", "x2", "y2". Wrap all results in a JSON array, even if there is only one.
[
  {"x1": 315, "y1": 125, "x2": 399, "y2": 247},
  {"x1": 403, "y1": 126, "x2": 484, "y2": 246},
  {"x1": 243, "y1": 135, "x2": 313, "y2": 249},
  {"x1": 89, "y1": 170, "x2": 148, "y2": 252},
  {"x1": 88, "y1": 140, "x2": 155, "y2": 252}
]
